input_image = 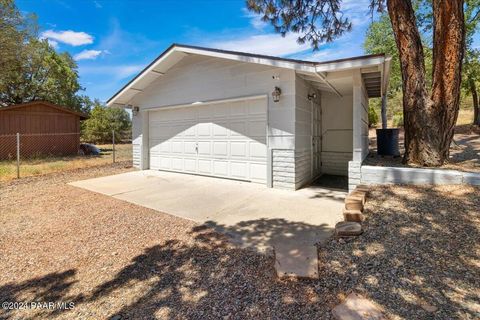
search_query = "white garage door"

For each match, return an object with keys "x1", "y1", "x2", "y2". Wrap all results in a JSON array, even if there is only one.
[{"x1": 149, "y1": 97, "x2": 267, "y2": 183}]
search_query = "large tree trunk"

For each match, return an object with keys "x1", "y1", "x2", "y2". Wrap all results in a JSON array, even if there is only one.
[
  {"x1": 471, "y1": 79, "x2": 480, "y2": 125},
  {"x1": 387, "y1": 0, "x2": 465, "y2": 166}
]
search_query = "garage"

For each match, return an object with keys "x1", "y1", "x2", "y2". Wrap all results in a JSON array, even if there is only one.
[{"x1": 148, "y1": 96, "x2": 268, "y2": 183}]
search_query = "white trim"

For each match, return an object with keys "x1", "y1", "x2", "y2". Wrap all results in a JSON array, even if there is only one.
[
  {"x1": 107, "y1": 44, "x2": 389, "y2": 108},
  {"x1": 315, "y1": 56, "x2": 386, "y2": 73},
  {"x1": 144, "y1": 94, "x2": 268, "y2": 111},
  {"x1": 179, "y1": 47, "x2": 317, "y2": 73}
]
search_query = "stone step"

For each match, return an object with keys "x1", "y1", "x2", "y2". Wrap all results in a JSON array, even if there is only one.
[
  {"x1": 274, "y1": 244, "x2": 319, "y2": 279},
  {"x1": 350, "y1": 190, "x2": 366, "y2": 205},
  {"x1": 345, "y1": 197, "x2": 364, "y2": 211},
  {"x1": 335, "y1": 221, "x2": 363, "y2": 237},
  {"x1": 343, "y1": 209, "x2": 364, "y2": 222}
]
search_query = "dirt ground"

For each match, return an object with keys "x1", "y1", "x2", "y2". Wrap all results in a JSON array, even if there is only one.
[
  {"x1": 365, "y1": 126, "x2": 480, "y2": 172},
  {"x1": 0, "y1": 164, "x2": 478, "y2": 319}
]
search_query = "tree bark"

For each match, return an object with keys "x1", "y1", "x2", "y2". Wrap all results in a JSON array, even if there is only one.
[
  {"x1": 387, "y1": 0, "x2": 465, "y2": 166},
  {"x1": 471, "y1": 79, "x2": 480, "y2": 125}
]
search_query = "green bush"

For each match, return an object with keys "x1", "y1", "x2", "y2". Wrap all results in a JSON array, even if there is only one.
[
  {"x1": 82, "y1": 104, "x2": 131, "y2": 143},
  {"x1": 368, "y1": 106, "x2": 379, "y2": 127},
  {"x1": 392, "y1": 113, "x2": 404, "y2": 127}
]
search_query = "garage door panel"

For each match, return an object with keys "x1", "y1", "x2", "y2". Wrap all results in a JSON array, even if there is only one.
[
  {"x1": 184, "y1": 158, "x2": 197, "y2": 172},
  {"x1": 197, "y1": 141, "x2": 210, "y2": 156},
  {"x1": 213, "y1": 160, "x2": 228, "y2": 176},
  {"x1": 171, "y1": 141, "x2": 184, "y2": 153},
  {"x1": 213, "y1": 104, "x2": 229, "y2": 118},
  {"x1": 197, "y1": 123, "x2": 211, "y2": 137},
  {"x1": 229, "y1": 101, "x2": 247, "y2": 117},
  {"x1": 248, "y1": 99, "x2": 266, "y2": 115},
  {"x1": 230, "y1": 162, "x2": 248, "y2": 179},
  {"x1": 149, "y1": 97, "x2": 267, "y2": 183},
  {"x1": 212, "y1": 123, "x2": 228, "y2": 137},
  {"x1": 213, "y1": 142, "x2": 228, "y2": 157},
  {"x1": 197, "y1": 159, "x2": 212, "y2": 174},
  {"x1": 171, "y1": 158, "x2": 183, "y2": 170},
  {"x1": 249, "y1": 142, "x2": 267, "y2": 159},
  {"x1": 250, "y1": 163, "x2": 267, "y2": 181},
  {"x1": 184, "y1": 141, "x2": 197, "y2": 154},
  {"x1": 230, "y1": 121, "x2": 246, "y2": 137}
]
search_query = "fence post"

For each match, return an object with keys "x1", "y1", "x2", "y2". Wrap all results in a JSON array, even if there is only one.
[
  {"x1": 16, "y1": 132, "x2": 20, "y2": 179},
  {"x1": 112, "y1": 129, "x2": 115, "y2": 163}
]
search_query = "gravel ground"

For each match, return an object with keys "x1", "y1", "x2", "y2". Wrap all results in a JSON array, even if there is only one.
[
  {"x1": 1, "y1": 164, "x2": 478, "y2": 319},
  {"x1": 319, "y1": 184, "x2": 480, "y2": 319},
  {"x1": 0, "y1": 164, "x2": 336, "y2": 319},
  {"x1": 365, "y1": 127, "x2": 480, "y2": 172}
]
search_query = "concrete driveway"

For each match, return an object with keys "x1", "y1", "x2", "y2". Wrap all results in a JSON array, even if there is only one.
[{"x1": 70, "y1": 170, "x2": 345, "y2": 253}]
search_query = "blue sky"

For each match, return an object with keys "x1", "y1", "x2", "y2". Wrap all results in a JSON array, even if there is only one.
[{"x1": 16, "y1": 0, "x2": 480, "y2": 102}]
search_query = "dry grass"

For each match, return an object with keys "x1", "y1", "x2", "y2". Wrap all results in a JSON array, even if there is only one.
[
  {"x1": 0, "y1": 144, "x2": 131, "y2": 181},
  {"x1": 457, "y1": 108, "x2": 475, "y2": 126}
]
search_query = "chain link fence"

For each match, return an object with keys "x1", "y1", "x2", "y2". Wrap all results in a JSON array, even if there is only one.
[{"x1": 0, "y1": 130, "x2": 132, "y2": 181}]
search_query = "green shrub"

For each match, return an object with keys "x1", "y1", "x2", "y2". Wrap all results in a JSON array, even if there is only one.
[
  {"x1": 392, "y1": 113, "x2": 404, "y2": 127},
  {"x1": 368, "y1": 106, "x2": 379, "y2": 127}
]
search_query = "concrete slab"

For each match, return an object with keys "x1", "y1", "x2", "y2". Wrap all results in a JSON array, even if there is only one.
[
  {"x1": 70, "y1": 170, "x2": 346, "y2": 277},
  {"x1": 275, "y1": 244, "x2": 319, "y2": 278}
]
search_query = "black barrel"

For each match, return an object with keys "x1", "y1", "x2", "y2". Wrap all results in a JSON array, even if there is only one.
[{"x1": 376, "y1": 128, "x2": 400, "y2": 156}]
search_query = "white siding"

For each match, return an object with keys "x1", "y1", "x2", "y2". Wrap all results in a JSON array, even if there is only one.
[
  {"x1": 131, "y1": 54, "x2": 296, "y2": 188},
  {"x1": 294, "y1": 75, "x2": 320, "y2": 188}
]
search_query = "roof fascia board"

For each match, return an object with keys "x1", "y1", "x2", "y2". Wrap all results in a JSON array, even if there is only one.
[
  {"x1": 106, "y1": 48, "x2": 186, "y2": 107},
  {"x1": 178, "y1": 46, "x2": 317, "y2": 73},
  {"x1": 315, "y1": 56, "x2": 386, "y2": 73}
]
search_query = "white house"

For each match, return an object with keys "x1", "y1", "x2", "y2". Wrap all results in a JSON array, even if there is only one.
[{"x1": 107, "y1": 44, "x2": 391, "y2": 191}]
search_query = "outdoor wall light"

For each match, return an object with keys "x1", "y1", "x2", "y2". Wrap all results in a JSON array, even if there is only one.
[
  {"x1": 307, "y1": 93, "x2": 317, "y2": 101},
  {"x1": 272, "y1": 86, "x2": 282, "y2": 103},
  {"x1": 132, "y1": 106, "x2": 139, "y2": 116}
]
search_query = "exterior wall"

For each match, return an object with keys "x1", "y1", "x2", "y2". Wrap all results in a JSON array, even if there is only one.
[
  {"x1": 294, "y1": 74, "x2": 320, "y2": 189},
  {"x1": 131, "y1": 54, "x2": 297, "y2": 188},
  {"x1": 132, "y1": 110, "x2": 149, "y2": 169},
  {"x1": 320, "y1": 92, "x2": 353, "y2": 176},
  {"x1": 0, "y1": 103, "x2": 81, "y2": 158},
  {"x1": 349, "y1": 71, "x2": 371, "y2": 191},
  {"x1": 359, "y1": 165, "x2": 480, "y2": 186}
]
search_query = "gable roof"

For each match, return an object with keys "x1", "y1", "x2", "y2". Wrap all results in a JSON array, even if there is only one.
[
  {"x1": 107, "y1": 43, "x2": 390, "y2": 107},
  {"x1": 0, "y1": 101, "x2": 89, "y2": 120}
]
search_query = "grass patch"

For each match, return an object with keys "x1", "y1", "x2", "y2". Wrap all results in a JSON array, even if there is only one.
[{"x1": 0, "y1": 144, "x2": 132, "y2": 181}]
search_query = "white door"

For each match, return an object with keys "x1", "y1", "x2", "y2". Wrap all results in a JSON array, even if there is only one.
[{"x1": 148, "y1": 97, "x2": 267, "y2": 183}]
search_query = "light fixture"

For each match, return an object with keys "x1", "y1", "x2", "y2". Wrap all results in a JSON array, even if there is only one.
[
  {"x1": 272, "y1": 86, "x2": 282, "y2": 103},
  {"x1": 132, "y1": 106, "x2": 139, "y2": 116},
  {"x1": 307, "y1": 93, "x2": 317, "y2": 101}
]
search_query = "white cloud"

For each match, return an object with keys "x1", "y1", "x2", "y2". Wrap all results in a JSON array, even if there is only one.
[
  {"x1": 41, "y1": 30, "x2": 94, "y2": 46},
  {"x1": 211, "y1": 33, "x2": 309, "y2": 56},
  {"x1": 93, "y1": 1, "x2": 102, "y2": 8},
  {"x1": 241, "y1": 8, "x2": 267, "y2": 31},
  {"x1": 46, "y1": 39, "x2": 59, "y2": 49},
  {"x1": 74, "y1": 49, "x2": 103, "y2": 60}
]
